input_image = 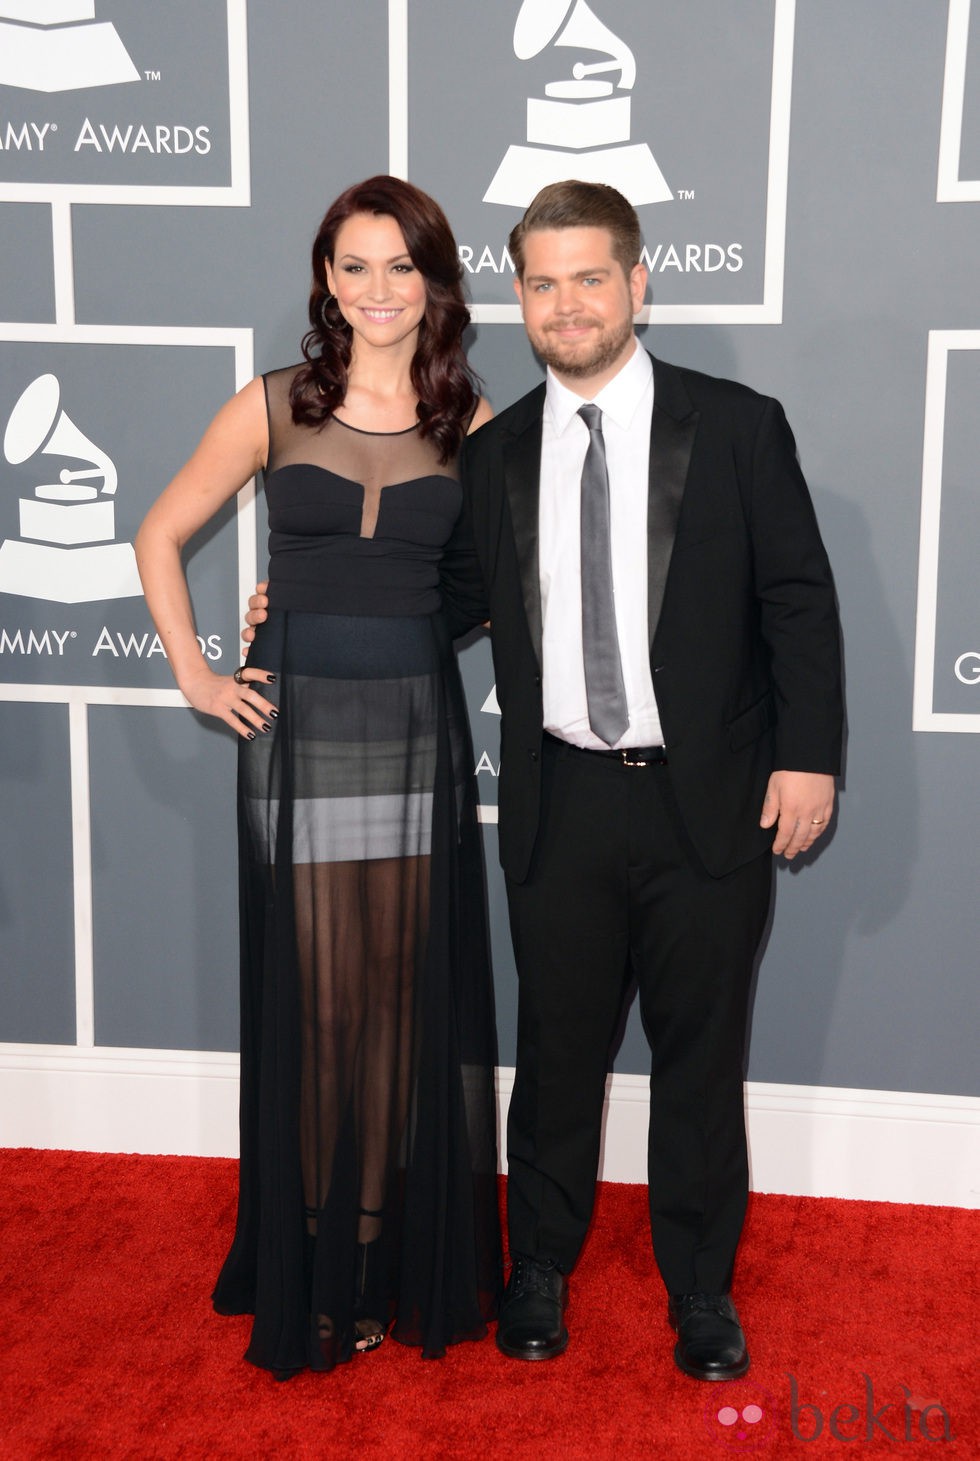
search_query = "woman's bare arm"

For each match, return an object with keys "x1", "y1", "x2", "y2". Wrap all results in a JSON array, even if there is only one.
[{"x1": 135, "y1": 377, "x2": 277, "y2": 737}]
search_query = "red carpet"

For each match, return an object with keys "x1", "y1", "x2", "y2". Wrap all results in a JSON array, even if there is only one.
[{"x1": 0, "y1": 1149, "x2": 975, "y2": 1458}]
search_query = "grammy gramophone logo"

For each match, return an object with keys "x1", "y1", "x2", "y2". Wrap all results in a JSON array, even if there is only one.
[
  {"x1": 0, "y1": 1, "x2": 140, "y2": 94},
  {"x1": 0, "y1": 373, "x2": 142, "y2": 604},
  {"x1": 484, "y1": 0, "x2": 672, "y2": 207}
]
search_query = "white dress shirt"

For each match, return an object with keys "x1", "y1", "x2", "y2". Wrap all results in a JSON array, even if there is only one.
[{"x1": 539, "y1": 341, "x2": 664, "y2": 749}]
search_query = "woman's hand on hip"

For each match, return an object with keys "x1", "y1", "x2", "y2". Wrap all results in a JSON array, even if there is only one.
[{"x1": 180, "y1": 664, "x2": 278, "y2": 740}]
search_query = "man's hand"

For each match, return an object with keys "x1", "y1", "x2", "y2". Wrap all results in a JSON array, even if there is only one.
[
  {"x1": 760, "y1": 770, "x2": 835, "y2": 860},
  {"x1": 242, "y1": 579, "x2": 270, "y2": 645}
]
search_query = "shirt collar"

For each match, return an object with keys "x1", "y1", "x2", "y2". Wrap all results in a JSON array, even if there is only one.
[{"x1": 544, "y1": 338, "x2": 653, "y2": 437}]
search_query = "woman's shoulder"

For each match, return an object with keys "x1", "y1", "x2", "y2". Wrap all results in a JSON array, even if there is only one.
[
  {"x1": 262, "y1": 362, "x2": 305, "y2": 395},
  {"x1": 258, "y1": 365, "x2": 312, "y2": 462},
  {"x1": 260, "y1": 364, "x2": 314, "y2": 431}
]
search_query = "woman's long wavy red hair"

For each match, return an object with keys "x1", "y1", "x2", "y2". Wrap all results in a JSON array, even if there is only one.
[{"x1": 289, "y1": 176, "x2": 478, "y2": 462}]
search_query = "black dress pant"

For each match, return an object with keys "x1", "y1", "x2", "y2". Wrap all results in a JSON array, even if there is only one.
[{"x1": 504, "y1": 735, "x2": 773, "y2": 1295}]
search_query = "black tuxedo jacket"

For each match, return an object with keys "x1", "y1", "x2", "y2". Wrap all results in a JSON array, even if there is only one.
[{"x1": 443, "y1": 352, "x2": 844, "y2": 884}]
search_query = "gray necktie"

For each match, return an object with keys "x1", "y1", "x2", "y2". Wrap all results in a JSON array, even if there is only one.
[{"x1": 578, "y1": 403, "x2": 629, "y2": 746}]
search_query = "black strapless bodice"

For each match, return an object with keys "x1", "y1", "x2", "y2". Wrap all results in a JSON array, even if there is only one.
[{"x1": 265, "y1": 464, "x2": 462, "y2": 617}]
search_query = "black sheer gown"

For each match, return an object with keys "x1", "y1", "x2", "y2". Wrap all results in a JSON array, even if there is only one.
[{"x1": 212, "y1": 366, "x2": 501, "y2": 1375}]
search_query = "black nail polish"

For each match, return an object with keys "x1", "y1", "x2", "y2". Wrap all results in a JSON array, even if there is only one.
[
  {"x1": 269, "y1": 708, "x2": 279, "y2": 719},
  {"x1": 246, "y1": 731, "x2": 256, "y2": 741},
  {"x1": 267, "y1": 674, "x2": 277, "y2": 684},
  {"x1": 261, "y1": 722, "x2": 271, "y2": 733}
]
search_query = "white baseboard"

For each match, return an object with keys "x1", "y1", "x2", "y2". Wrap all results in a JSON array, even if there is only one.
[{"x1": 1, "y1": 1046, "x2": 977, "y2": 1208}]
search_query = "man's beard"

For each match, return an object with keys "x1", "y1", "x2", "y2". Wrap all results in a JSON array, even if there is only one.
[{"x1": 529, "y1": 314, "x2": 634, "y2": 379}]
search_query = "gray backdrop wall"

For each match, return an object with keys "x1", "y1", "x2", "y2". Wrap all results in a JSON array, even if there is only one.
[{"x1": 1, "y1": 3, "x2": 978, "y2": 1127}]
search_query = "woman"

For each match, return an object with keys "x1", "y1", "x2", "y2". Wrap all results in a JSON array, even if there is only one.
[{"x1": 136, "y1": 176, "x2": 500, "y2": 1376}]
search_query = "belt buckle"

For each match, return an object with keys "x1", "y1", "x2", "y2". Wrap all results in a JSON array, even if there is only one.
[{"x1": 620, "y1": 748, "x2": 648, "y2": 768}]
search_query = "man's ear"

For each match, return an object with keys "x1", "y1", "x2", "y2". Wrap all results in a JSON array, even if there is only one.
[
  {"x1": 513, "y1": 275, "x2": 524, "y2": 313},
  {"x1": 630, "y1": 262, "x2": 649, "y2": 315}
]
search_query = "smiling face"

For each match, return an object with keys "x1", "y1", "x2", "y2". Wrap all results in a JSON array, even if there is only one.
[
  {"x1": 514, "y1": 225, "x2": 647, "y2": 395},
  {"x1": 325, "y1": 211, "x2": 427, "y2": 355}
]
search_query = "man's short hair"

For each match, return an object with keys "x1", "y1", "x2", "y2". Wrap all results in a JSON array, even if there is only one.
[{"x1": 508, "y1": 181, "x2": 643, "y2": 281}]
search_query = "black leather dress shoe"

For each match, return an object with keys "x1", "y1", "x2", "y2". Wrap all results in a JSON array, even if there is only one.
[
  {"x1": 668, "y1": 1293, "x2": 749, "y2": 1380},
  {"x1": 496, "y1": 1254, "x2": 569, "y2": 1360}
]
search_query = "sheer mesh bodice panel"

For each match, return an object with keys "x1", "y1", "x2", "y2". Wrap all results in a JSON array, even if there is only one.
[{"x1": 262, "y1": 365, "x2": 463, "y2": 617}]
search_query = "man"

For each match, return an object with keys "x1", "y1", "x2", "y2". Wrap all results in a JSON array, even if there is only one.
[
  {"x1": 246, "y1": 180, "x2": 843, "y2": 1381},
  {"x1": 445, "y1": 181, "x2": 842, "y2": 1380}
]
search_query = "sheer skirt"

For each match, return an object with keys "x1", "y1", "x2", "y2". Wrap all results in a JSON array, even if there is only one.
[{"x1": 213, "y1": 609, "x2": 501, "y2": 1373}]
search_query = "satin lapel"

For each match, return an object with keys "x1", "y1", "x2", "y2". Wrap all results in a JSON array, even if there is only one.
[
  {"x1": 503, "y1": 395, "x2": 545, "y2": 669},
  {"x1": 647, "y1": 358, "x2": 699, "y2": 646}
]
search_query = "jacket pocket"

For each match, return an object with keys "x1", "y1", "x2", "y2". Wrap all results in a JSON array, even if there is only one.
[{"x1": 728, "y1": 692, "x2": 776, "y2": 752}]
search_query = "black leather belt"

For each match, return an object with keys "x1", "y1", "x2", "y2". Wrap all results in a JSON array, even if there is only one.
[{"x1": 544, "y1": 732, "x2": 668, "y2": 766}]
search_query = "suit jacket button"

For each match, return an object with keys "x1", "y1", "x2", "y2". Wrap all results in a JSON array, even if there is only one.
[
  {"x1": 529, "y1": 749, "x2": 539, "y2": 761},
  {"x1": 534, "y1": 675, "x2": 541, "y2": 686}
]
